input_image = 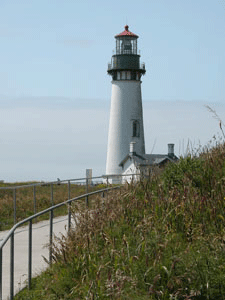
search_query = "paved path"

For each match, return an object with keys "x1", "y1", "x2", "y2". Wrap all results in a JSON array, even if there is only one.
[{"x1": 0, "y1": 215, "x2": 71, "y2": 300}]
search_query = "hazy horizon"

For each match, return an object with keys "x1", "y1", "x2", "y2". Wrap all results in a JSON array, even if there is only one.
[{"x1": 1, "y1": 97, "x2": 224, "y2": 182}]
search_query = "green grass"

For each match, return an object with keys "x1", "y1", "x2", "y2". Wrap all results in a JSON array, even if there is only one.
[
  {"x1": 15, "y1": 142, "x2": 225, "y2": 299},
  {"x1": 0, "y1": 182, "x2": 105, "y2": 231}
]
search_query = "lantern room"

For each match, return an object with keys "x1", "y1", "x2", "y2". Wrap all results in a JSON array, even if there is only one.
[
  {"x1": 107, "y1": 25, "x2": 146, "y2": 79},
  {"x1": 115, "y1": 25, "x2": 138, "y2": 55}
]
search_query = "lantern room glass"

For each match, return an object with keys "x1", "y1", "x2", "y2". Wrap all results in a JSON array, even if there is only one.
[{"x1": 116, "y1": 38, "x2": 137, "y2": 55}]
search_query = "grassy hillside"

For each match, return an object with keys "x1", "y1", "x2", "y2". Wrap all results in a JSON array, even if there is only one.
[{"x1": 15, "y1": 142, "x2": 225, "y2": 299}]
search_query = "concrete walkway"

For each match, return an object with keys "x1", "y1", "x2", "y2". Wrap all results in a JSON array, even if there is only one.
[{"x1": 0, "y1": 215, "x2": 71, "y2": 300}]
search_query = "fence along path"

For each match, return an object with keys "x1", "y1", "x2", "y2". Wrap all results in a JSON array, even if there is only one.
[
  {"x1": 0, "y1": 175, "x2": 122, "y2": 300},
  {"x1": 0, "y1": 175, "x2": 105, "y2": 227},
  {"x1": 0, "y1": 215, "x2": 68, "y2": 300}
]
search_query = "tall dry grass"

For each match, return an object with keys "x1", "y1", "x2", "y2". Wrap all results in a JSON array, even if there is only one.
[{"x1": 15, "y1": 141, "x2": 225, "y2": 299}]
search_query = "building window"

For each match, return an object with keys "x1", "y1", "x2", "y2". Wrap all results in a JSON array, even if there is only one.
[{"x1": 132, "y1": 120, "x2": 140, "y2": 137}]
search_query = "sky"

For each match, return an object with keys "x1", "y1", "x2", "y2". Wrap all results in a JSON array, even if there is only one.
[{"x1": 0, "y1": 0, "x2": 224, "y2": 182}]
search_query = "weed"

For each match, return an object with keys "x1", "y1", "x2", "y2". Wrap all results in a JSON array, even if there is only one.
[{"x1": 14, "y1": 141, "x2": 225, "y2": 299}]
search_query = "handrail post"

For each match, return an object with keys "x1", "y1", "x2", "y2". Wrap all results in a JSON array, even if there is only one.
[
  {"x1": 33, "y1": 186, "x2": 36, "y2": 215},
  {"x1": 85, "y1": 177, "x2": 89, "y2": 207},
  {"x1": 0, "y1": 248, "x2": 2, "y2": 300},
  {"x1": 0, "y1": 182, "x2": 121, "y2": 299},
  {"x1": 13, "y1": 189, "x2": 16, "y2": 225},
  {"x1": 106, "y1": 176, "x2": 109, "y2": 200},
  {"x1": 50, "y1": 183, "x2": 54, "y2": 206},
  {"x1": 28, "y1": 220, "x2": 32, "y2": 289},
  {"x1": 49, "y1": 209, "x2": 53, "y2": 265},
  {"x1": 68, "y1": 180, "x2": 71, "y2": 231},
  {"x1": 10, "y1": 233, "x2": 14, "y2": 300}
]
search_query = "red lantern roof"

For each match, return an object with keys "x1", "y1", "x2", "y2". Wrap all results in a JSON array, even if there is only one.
[{"x1": 115, "y1": 25, "x2": 139, "y2": 38}]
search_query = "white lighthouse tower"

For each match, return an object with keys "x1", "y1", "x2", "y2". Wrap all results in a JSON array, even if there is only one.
[{"x1": 106, "y1": 25, "x2": 146, "y2": 182}]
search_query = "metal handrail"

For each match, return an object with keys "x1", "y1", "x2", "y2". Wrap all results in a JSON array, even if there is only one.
[
  {"x1": 0, "y1": 172, "x2": 142, "y2": 299},
  {"x1": 0, "y1": 176, "x2": 104, "y2": 190},
  {"x1": 0, "y1": 176, "x2": 106, "y2": 226},
  {"x1": 0, "y1": 173, "x2": 140, "y2": 226},
  {"x1": 0, "y1": 172, "x2": 140, "y2": 191},
  {"x1": 107, "y1": 63, "x2": 146, "y2": 71},
  {"x1": 0, "y1": 185, "x2": 121, "y2": 300}
]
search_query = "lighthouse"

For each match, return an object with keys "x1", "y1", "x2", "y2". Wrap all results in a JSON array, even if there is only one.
[{"x1": 106, "y1": 25, "x2": 146, "y2": 182}]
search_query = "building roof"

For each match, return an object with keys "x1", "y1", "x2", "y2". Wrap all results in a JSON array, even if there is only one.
[
  {"x1": 119, "y1": 153, "x2": 178, "y2": 167},
  {"x1": 115, "y1": 25, "x2": 139, "y2": 38},
  {"x1": 119, "y1": 153, "x2": 143, "y2": 167}
]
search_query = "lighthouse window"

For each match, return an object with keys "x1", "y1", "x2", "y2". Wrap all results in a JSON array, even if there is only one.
[
  {"x1": 117, "y1": 72, "x2": 120, "y2": 80},
  {"x1": 121, "y1": 71, "x2": 126, "y2": 80},
  {"x1": 113, "y1": 73, "x2": 117, "y2": 80},
  {"x1": 121, "y1": 39, "x2": 132, "y2": 54},
  {"x1": 127, "y1": 71, "x2": 131, "y2": 80},
  {"x1": 132, "y1": 120, "x2": 140, "y2": 137},
  {"x1": 131, "y1": 71, "x2": 136, "y2": 80},
  {"x1": 116, "y1": 40, "x2": 120, "y2": 54},
  {"x1": 136, "y1": 72, "x2": 140, "y2": 80},
  {"x1": 133, "y1": 40, "x2": 137, "y2": 55}
]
